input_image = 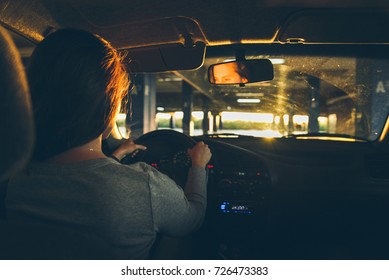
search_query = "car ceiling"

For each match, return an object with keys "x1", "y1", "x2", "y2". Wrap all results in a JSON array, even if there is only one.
[
  {"x1": 2, "y1": 0, "x2": 389, "y2": 113},
  {"x1": 2, "y1": 0, "x2": 389, "y2": 47}
]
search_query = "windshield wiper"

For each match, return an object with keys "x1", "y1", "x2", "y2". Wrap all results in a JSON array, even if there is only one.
[{"x1": 283, "y1": 132, "x2": 369, "y2": 142}]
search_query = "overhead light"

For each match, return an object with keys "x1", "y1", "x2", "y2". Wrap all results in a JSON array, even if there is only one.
[
  {"x1": 157, "y1": 107, "x2": 165, "y2": 111},
  {"x1": 237, "y1": 98, "x2": 261, "y2": 103},
  {"x1": 220, "y1": 58, "x2": 284, "y2": 64},
  {"x1": 157, "y1": 77, "x2": 183, "y2": 82},
  {"x1": 236, "y1": 92, "x2": 264, "y2": 97},
  {"x1": 117, "y1": 113, "x2": 127, "y2": 120},
  {"x1": 269, "y1": 58, "x2": 285, "y2": 65}
]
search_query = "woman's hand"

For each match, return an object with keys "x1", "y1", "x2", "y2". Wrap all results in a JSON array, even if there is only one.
[
  {"x1": 187, "y1": 141, "x2": 212, "y2": 168},
  {"x1": 111, "y1": 138, "x2": 147, "y2": 161}
]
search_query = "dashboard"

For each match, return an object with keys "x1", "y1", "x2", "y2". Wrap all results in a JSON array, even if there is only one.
[
  {"x1": 191, "y1": 137, "x2": 273, "y2": 259},
  {"x1": 192, "y1": 135, "x2": 389, "y2": 260},
  {"x1": 204, "y1": 139, "x2": 271, "y2": 219},
  {"x1": 122, "y1": 130, "x2": 389, "y2": 259}
]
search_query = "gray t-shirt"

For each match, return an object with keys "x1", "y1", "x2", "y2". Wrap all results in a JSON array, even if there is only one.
[{"x1": 6, "y1": 158, "x2": 207, "y2": 259}]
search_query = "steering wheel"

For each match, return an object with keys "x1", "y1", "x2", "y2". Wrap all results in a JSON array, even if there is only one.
[{"x1": 121, "y1": 130, "x2": 196, "y2": 187}]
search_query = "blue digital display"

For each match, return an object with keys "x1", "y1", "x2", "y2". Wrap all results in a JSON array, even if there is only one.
[{"x1": 219, "y1": 201, "x2": 253, "y2": 215}]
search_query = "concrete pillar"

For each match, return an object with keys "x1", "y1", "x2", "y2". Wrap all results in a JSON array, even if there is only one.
[
  {"x1": 362, "y1": 60, "x2": 389, "y2": 139},
  {"x1": 202, "y1": 96, "x2": 210, "y2": 134},
  {"x1": 129, "y1": 74, "x2": 157, "y2": 138},
  {"x1": 219, "y1": 113, "x2": 223, "y2": 130},
  {"x1": 212, "y1": 112, "x2": 219, "y2": 132},
  {"x1": 182, "y1": 81, "x2": 193, "y2": 135},
  {"x1": 169, "y1": 114, "x2": 175, "y2": 129},
  {"x1": 308, "y1": 77, "x2": 320, "y2": 133}
]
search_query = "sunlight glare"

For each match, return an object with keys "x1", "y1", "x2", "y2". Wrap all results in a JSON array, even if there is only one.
[{"x1": 221, "y1": 112, "x2": 274, "y2": 123}]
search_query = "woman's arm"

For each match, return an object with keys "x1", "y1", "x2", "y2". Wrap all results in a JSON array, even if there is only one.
[{"x1": 149, "y1": 142, "x2": 211, "y2": 236}]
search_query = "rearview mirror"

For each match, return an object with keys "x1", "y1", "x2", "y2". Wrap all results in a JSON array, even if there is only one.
[{"x1": 208, "y1": 59, "x2": 274, "y2": 85}]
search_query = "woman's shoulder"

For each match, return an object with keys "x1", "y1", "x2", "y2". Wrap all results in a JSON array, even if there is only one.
[
  {"x1": 103, "y1": 159, "x2": 170, "y2": 181},
  {"x1": 107, "y1": 159, "x2": 154, "y2": 174},
  {"x1": 24, "y1": 158, "x2": 153, "y2": 178}
]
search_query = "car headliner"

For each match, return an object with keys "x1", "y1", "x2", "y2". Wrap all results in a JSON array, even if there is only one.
[
  {"x1": 2, "y1": 0, "x2": 389, "y2": 140},
  {"x1": 1, "y1": 0, "x2": 389, "y2": 48}
]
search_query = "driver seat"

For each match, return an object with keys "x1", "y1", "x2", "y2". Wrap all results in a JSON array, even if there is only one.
[
  {"x1": 0, "y1": 27, "x2": 115, "y2": 259},
  {"x1": 0, "y1": 26, "x2": 34, "y2": 219}
]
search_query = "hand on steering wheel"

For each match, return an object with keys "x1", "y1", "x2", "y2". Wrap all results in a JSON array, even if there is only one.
[
  {"x1": 187, "y1": 141, "x2": 212, "y2": 168},
  {"x1": 111, "y1": 138, "x2": 147, "y2": 161},
  {"x1": 121, "y1": 130, "x2": 205, "y2": 187}
]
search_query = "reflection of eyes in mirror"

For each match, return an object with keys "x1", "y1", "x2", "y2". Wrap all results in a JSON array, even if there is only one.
[
  {"x1": 210, "y1": 62, "x2": 249, "y2": 84},
  {"x1": 208, "y1": 59, "x2": 274, "y2": 85}
]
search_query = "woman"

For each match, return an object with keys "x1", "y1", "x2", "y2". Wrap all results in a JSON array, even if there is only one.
[
  {"x1": 209, "y1": 61, "x2": 250, "y2": 84},
  {"x1": 6, "y1": 29, "x2": 211, "y2": 259}
]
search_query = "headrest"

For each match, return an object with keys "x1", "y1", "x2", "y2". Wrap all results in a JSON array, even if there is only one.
[{"x1": 0, "y1": 26, "x2": 34, "y2": 180}]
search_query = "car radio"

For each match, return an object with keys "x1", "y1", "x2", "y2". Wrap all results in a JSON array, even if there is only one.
[{"x1": 218, "y1": 201, "x2": 255, "y2": 215}]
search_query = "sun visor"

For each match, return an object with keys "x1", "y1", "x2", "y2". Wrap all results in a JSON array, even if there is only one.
[
  {"x1": 126, "y1": 41, "x2": 206, "y2": 73},
  {"x1": 278, "y1": 9, "x2": 389, "y2": 43}
]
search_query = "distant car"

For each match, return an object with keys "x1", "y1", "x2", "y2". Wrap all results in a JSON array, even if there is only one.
[{"x1": 1, "y1": 0, "x2": 389, "y2": 260}]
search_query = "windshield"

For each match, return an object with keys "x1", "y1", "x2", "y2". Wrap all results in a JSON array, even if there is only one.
[{"x1": 155, "y1": 45, "x2": 389, "y2": 141}]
